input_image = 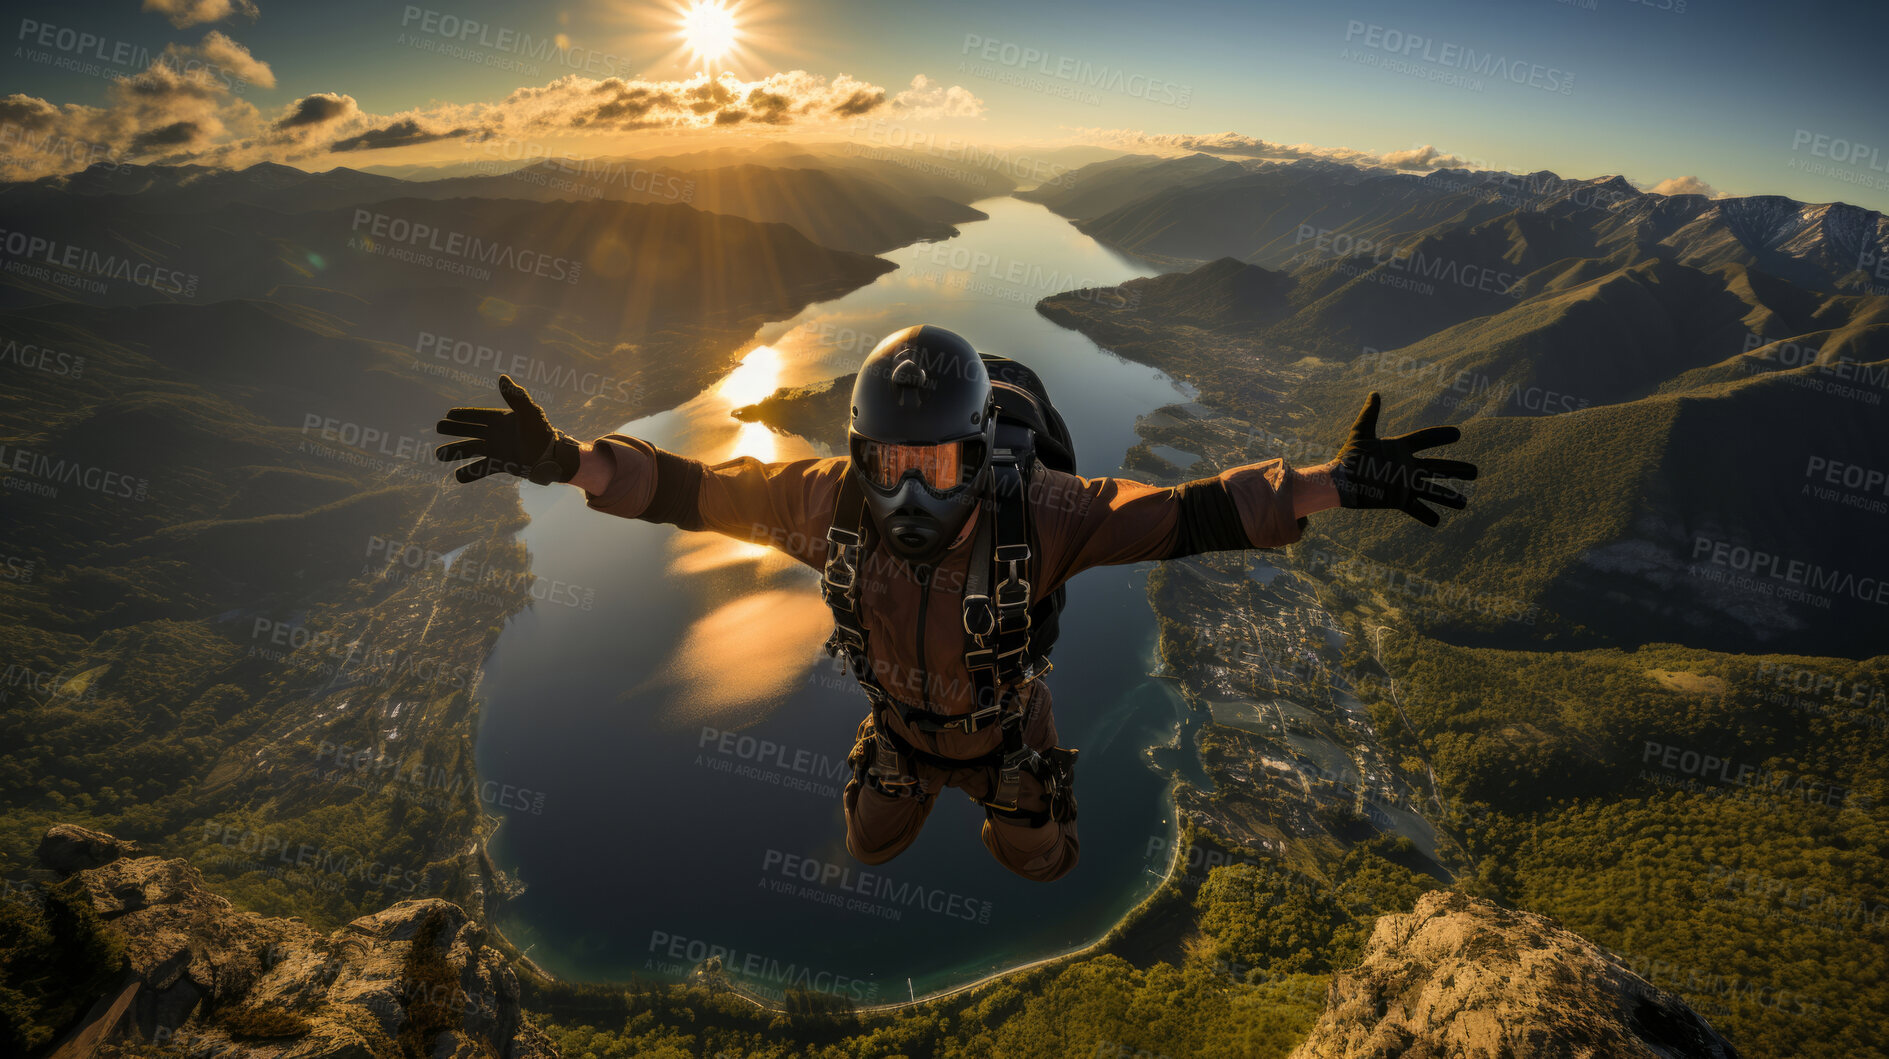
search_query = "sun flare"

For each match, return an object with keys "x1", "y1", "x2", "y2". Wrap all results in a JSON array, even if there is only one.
[{"x1": 680, "y1": 1, "x2": 739, "y2": 63}]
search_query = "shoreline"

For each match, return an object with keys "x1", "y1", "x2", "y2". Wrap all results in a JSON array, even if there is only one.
[
  {"x1": 712, "y1": 795, "x2": 1188, "y2": 1015},
  {"x1": 471, "y1": 193, "x2": 1196, "y2": 1007}
]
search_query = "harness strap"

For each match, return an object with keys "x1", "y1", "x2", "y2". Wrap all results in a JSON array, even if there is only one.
[
  {"x1": 965, "y1": 456, "x2": 1038, "y2": 718},
  {"x1": 823, "y1": 473, "x2": 920, "y2": 792}
]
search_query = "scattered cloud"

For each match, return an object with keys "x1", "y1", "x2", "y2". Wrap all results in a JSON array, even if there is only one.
[
  {"x1": 490, "y1": 70, "x2": 976, "y2": 133},
  {"x1": 1649, "y1": 175, "x2": 1721, "y2": 198},
  {"x1": 1059, "y1": 129, "x2": 1472, "y2": 171},
  {"x1": 0, "y1": 58, "x2": 985, "y2": 180},
  {"x1": 142, "y1": 0, "x2": 260, "y2": 29},
  {"x1": 891, "y1": 75, "x2": 984, "y2": 119},
  {"x1": 193, "y1": 30, "x2": 276, "y2": 89},
  {"x1": 1380, "y1": 144, "x2": 1475, "y2": 170}
]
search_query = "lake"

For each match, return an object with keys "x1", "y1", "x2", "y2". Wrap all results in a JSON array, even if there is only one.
[{"x1": 474, "y1": 196, "x2": 1204, "y2": 1001}]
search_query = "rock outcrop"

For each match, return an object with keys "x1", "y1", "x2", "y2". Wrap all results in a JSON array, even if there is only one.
[
  {"x1": 731, "y1": 372, "x2": 855, "y2": 450},
  {"x1": 1288, "y1": 891, "x2": 1741, "y2": 1059},
  {"x1": 28, "y1": 824, "x2": 553, "y2": 1059}
]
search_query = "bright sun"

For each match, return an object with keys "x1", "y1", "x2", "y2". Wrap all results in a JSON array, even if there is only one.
[{"x1": 680, "y1": 1, "x2": 739, "y2": 63}]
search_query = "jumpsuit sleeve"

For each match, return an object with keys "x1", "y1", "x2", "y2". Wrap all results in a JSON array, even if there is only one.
[
  {"x1": 579, "y1": 433, "x2": 846, "y2": 570},
  {"x1": 1032, "y1": 459, "x2": 1307, "y2": 591}
]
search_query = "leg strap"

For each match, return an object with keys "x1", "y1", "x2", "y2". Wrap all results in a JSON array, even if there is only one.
[{"x1": 853, "y1": 709, "x2": 926, "y2": 799}]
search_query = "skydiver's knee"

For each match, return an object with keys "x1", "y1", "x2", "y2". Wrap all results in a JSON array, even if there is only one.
[
  {"x1": 981, "y1": 814, "x2": 1079, "y2": 882},
  {"x1": 844, "y1": 771, "x2": 931, "y2": 865},
  {"x1": 1010, "y1": 845, "x2": 1078, "y2": 882},
  {"x1": 845, "y1": 829, "x2": 908, "y2": 866}
]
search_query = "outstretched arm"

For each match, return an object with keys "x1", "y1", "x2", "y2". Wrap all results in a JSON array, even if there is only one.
[
  {"x1": 438, "y1": 376, "x2": 843, "y2": 568},
  {"x1": 1033, "y1": 392, "x2": 1472, "y2": 589}
]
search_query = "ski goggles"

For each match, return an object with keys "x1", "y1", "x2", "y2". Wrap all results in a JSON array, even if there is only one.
[{"x1": 851, "y1": 436, "x2": 982, "y2": 491}]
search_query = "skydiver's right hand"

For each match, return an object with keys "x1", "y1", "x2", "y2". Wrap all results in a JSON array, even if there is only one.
[{"x1": 435, "y1": 374, "x2": 580, "y2": 485}]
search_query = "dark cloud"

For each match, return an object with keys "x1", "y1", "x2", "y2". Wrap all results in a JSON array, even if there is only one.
[
  {"x1": 130, "y1": 121, "x2": 203, "y2": 152},
  {"x1": 275, "y1": 93, "x2": 353, "y2": 129},
  {"x1": 329, "y1": 119, "x2": 467, "y2": 152},
  {"x1": 831, "y1": 88, "x2": 884, "y2": 117}
]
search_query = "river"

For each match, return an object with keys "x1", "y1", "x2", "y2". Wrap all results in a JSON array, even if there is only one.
[{"x1": 473, "y1": 195, "x2": 1202, "y2": 1001}]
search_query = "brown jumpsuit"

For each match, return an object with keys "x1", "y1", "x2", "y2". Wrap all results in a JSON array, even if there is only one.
[{"x1": 578, "y1": 433, "x2": 1306, "y2": 881}]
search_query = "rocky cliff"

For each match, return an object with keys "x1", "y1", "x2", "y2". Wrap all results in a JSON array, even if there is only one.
[
  {"x1": 15, "y1": 825, "x2": 1744, "y2": 1057},
  {"x1": 1288, "y1": 890, "x2": 1741, "y2": 1059},
  {"x1": 26, "y1": 824, "x2": 552, "y2": 1059}
]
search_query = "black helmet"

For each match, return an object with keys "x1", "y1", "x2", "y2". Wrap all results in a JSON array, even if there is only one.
[{"x1": 848, "y1": 325, "x2": 995, "y2": 564}]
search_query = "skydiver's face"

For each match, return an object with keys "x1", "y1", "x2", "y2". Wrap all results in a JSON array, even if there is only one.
[{"x1": 867, "y1": 477, "x2": 979, "y2": 566}]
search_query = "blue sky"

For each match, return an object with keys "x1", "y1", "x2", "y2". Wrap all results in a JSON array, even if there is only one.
[{"x1": 7, "y1": 0, "x2": 1887, "y2": 207}]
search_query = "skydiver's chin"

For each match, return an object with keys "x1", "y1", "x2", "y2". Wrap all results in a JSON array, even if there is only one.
[{"x1": 882, "y1": 516, "x2": 946, "y2": 564}]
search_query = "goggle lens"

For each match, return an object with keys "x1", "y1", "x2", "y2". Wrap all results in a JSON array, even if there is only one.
[{"x1": 855, "y1": 439, "x2": 965, "y2": 490}]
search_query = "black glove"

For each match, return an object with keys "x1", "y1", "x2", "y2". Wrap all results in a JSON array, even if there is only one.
[
  {"x1": 1330, "y1": 391, "x2": 1477, "y2": 527},
  {"x1": 435, "y1": 374, "x2": 581, "y2": 485}
]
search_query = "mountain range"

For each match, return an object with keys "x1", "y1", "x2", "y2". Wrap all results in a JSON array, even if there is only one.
[{"x1": 1029, "y1": 156, "x2": 1887, "y2": 656}]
